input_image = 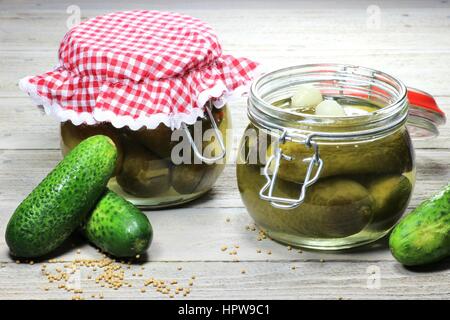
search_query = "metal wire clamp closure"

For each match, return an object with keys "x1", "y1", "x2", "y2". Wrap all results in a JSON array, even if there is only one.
[
  {"x1": 259, "y1": 130, "x2": 324, "y2": 209},
  {"x1": 181, "y1": 101, "x2": 226, "y2": 164}
]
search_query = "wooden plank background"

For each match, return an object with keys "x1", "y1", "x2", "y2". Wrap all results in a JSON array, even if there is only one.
[{"x1": 0, "y1": 0, "x2": 449, "y2": 299}]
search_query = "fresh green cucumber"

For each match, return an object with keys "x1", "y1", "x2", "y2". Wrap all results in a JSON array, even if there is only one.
[
  {"x1": 83, "y1": 190, "x2": 152, "y2": 257},
  {"x1": 5, "y1": 135, "x2": 117, "y2": 258},
  {"x1": 389, "y1": 184, "x2": 450, "y2": 266}
]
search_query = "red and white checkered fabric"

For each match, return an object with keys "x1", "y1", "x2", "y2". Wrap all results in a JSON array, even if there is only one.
[{"x1": 19, "y1": 10, "x2": 259, "y2": 130}]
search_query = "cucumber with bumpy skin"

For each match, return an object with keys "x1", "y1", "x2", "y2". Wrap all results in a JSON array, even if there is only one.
[
  {"x1": 389, "y1": 184, "x2": 450, "y2": 266},
  {"x1": 5, "y1": 135, "x2": 117, "y2": 258},
  {"x1": 83, "y1": 190, "x2": 152, "y2": 257}
]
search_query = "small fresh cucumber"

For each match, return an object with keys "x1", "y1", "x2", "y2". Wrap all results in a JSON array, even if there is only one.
[
  {"x1": 389, "y1": 184, "x2": 450, "y2": 266},
  {"x1": 83, "y1": 190, "x2": 152, "y2": 258},
  {"x1": 5, "y1": 135, "x2": 117, "y2": 258}
]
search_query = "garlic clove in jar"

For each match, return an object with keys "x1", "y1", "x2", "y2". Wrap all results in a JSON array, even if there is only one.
[
  {"x1": 315, "y1": 100, "x2": 347, "y2": 116},
  {"x1": 291, "y1": 85, "x2": 323, "y2": 109}
]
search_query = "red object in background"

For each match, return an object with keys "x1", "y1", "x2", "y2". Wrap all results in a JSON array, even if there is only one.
[{"x1": 407, "y1": 87, "x2": 446, "y2": 124}]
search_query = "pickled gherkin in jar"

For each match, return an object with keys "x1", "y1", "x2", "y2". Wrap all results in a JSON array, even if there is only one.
[
  {"x1": 116, "y1": 140, "x2": 171, "y2": 198},
  {"x1": 132, "y1": 124, "x2": 174, "y2": 159},
  {"x1": 296, "y1": 178, "x2": 373, "y2": 238},
  {"x1": 59, "y1": 105, "x2": 231, "y2": 208},
  {"x1": 237, "y1": 111, "x2": 415, "y2": 246},
  {"x1": 270, "y1": 128, "x2": 413, "y2": 184},
  {"x1": 363, "y1": 174, "x2": 413, "y2": 231},
  {"x1": 171, "y1": 163, "x2": 224, "y2": 195},
  {"x1": 238, "y1": 137, "x2": 373, "y2": 239},
  {"x1": 169, "y1": 106, "x2": 229, "y2": 194}
]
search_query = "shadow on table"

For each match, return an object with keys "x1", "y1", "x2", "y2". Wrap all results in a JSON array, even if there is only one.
[
  {"x1": 402, "y1": 259, "x2": 450, "y2": 273},
  {"x1": 8, "y1": 232, "x2": 149, "y2": 265}
]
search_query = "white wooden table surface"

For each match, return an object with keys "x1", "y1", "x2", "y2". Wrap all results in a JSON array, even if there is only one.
[{"x1": 0, "y1": 0, "x2": 449, "y2": 300}]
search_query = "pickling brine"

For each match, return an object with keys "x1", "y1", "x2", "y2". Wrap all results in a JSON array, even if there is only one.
[
  {"x1": 237, "y1": 64, "x2": 421, "y2": 249},
  {"x1": 61, "y1": 105, "x2": 230, "y2": 208},
  {"x1": 237, "y1": 115, "x2": 415, "y2": 247}
]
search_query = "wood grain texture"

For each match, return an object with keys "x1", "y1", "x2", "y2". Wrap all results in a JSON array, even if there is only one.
[
  {"x1": 0, "y1": 0, "x2": 449, "y2": 299},
  {"x1": 0, "y1": 260, "x2": 449, "y2": 300}
]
